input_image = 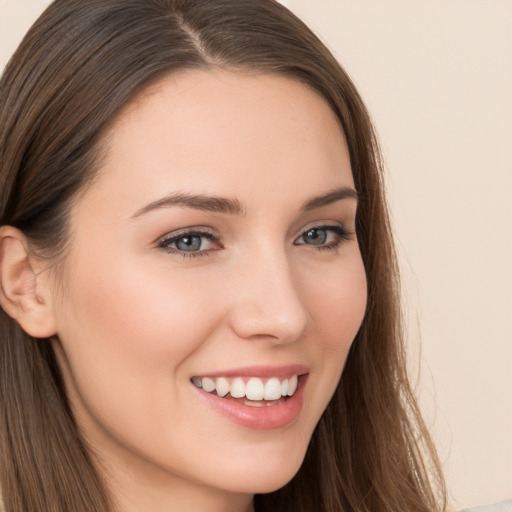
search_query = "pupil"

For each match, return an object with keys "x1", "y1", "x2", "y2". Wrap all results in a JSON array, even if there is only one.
[
  {"x1": 305, "y1": 228, "x2": 326, "y2": 245},
  {"x1": 176, "y1": 236, "x2": 201, "y2": 251}
]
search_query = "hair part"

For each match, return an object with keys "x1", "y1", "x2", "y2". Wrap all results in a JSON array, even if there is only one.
[{"x1": 0, "y1": 1, "x2": 446, "y2": 511}]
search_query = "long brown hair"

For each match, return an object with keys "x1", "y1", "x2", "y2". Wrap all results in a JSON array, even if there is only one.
[{"x1": 0, "y1": 1, "x2": 446, "y2": 511}]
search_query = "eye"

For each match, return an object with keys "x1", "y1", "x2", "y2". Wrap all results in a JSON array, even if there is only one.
[
  {"x1": 301, "y1": 227, "x2": 329, "y2": 245},
  {"x1": 158, "y1": 229, "x2": 221, "y2": 258},
  {"x1": 295, "y1": 225, "x2": 353, "y2": 250}
]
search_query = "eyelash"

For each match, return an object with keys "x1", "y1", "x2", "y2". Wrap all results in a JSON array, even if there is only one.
[
  {"x1": 295, "y1": 225, "x2": 353, "y2": 251},
  {"x1": 158, "y1": 229, "x2": 220, "y2": 259},
  {"x1": 157, "y1": 225, "x2": 354, "y2": 259}
]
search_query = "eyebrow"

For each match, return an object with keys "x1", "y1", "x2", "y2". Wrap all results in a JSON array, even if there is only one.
[
  {"x1": 131, "y1": 186, "x2": 357, "y2": 219},
  {"x1": 131, "y1": 193, "x2": 246, "y2": 218},
  {"x1": 301, "y1": 186, "x2": 358, "y2": 211}
]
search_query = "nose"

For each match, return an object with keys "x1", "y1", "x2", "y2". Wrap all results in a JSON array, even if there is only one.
[{"x1": 227, "y1": 249, "x2": 309, "y2": 344}]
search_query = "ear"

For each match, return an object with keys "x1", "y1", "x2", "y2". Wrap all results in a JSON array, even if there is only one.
[{"x1": 0, "y1": 226, "x2": 58, "y2": 338}]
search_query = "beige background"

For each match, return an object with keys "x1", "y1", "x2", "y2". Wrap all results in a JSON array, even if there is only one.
[{"x1": 1, "y1": 1, "x2": 511, "y2": 509}]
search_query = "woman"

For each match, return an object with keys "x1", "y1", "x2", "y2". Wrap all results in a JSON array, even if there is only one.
[{"x1": 0, "y1": 1, "x2": 446, "y2": 511}]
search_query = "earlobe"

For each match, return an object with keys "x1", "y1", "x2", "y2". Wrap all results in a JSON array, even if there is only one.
[{"x1": 0, "y1": 226, "x2": 57, "y2": 338}]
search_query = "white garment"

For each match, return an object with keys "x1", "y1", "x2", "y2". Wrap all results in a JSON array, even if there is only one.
[{"x1": 461, "y1": 500, "x2": 512, "y2": 512}]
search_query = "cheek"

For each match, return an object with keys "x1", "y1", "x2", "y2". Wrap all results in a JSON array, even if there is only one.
[
  {"x1": 52, "y1": 254, "x2": 234, "y2": 458},
  {"x1": 305, "y1": 252, "x2": 367, "y2": 353},
  {"x1": 52, "y1": 253, "x2": 229, "y2": 435},
  {"x1": 62, "y1": 259, "x2": 220, "y2": 365},
  {"x1": 300, "y1": 251, "x2": 367, "y2": 412}
]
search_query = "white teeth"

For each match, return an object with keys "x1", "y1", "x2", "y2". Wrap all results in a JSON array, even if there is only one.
[
  {"x1": 230, "y1": 378, "x2": 246, "y2": 398},
  {"x1": 264, "y1": 378, "x2": 282, "y2": 400},
  {"x1": 287, "y1": 375, "x2": 298, "y2": 396},
  {"x1": 246, "y1": 378, "x2": 264, "y2": 400},
  {"x1": 202, "y1": 377, "x2": 215, "y2": 393},
  {"x1": 192, "y1": 374, "x2": 301, "y2": 401},
  {"x1": 280, "y1": 378, "x2": 288, "y2": 396},
  {"x1": 215, "y1": 377, "x2": 230, "y2": 397}
]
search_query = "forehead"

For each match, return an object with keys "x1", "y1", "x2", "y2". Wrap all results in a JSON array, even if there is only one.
[{"x1": 81, "y1": 70, "x2": 353, "y2": 217}]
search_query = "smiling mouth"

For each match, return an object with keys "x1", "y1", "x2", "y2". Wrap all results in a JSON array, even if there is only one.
[{"x1": 191, "y1": 375, "x2": 299, "y2": 407}]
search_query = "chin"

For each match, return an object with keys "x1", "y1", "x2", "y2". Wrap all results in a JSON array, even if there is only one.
[
  {"x1": 217, "y1": 446, "x2": 307, "y2": 495},
  {"x1": 247, "y1": 471, "x2": 300, "y2": 495}
]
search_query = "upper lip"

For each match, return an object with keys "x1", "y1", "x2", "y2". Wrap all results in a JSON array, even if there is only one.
[{"x1": 192, "y1": 364, "x2": 309, "y2": 379}]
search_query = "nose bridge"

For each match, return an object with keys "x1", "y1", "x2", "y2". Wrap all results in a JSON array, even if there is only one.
[{"x1": 228, "y1": 243, "x2": 309, "y2": 343}]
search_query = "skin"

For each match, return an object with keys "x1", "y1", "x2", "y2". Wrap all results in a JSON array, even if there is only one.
[{"x1": 42, "y1": 70, "x2": 367, "y2": 512}]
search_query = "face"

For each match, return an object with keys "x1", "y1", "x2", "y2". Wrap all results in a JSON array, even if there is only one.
[{"x1": 48, "y1": 70, "x2": 367, "y2": 509}]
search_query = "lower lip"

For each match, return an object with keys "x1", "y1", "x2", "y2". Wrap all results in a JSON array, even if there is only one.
[{"x1": 193, "y1": 375, "x2": 308, "y2": 430}]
